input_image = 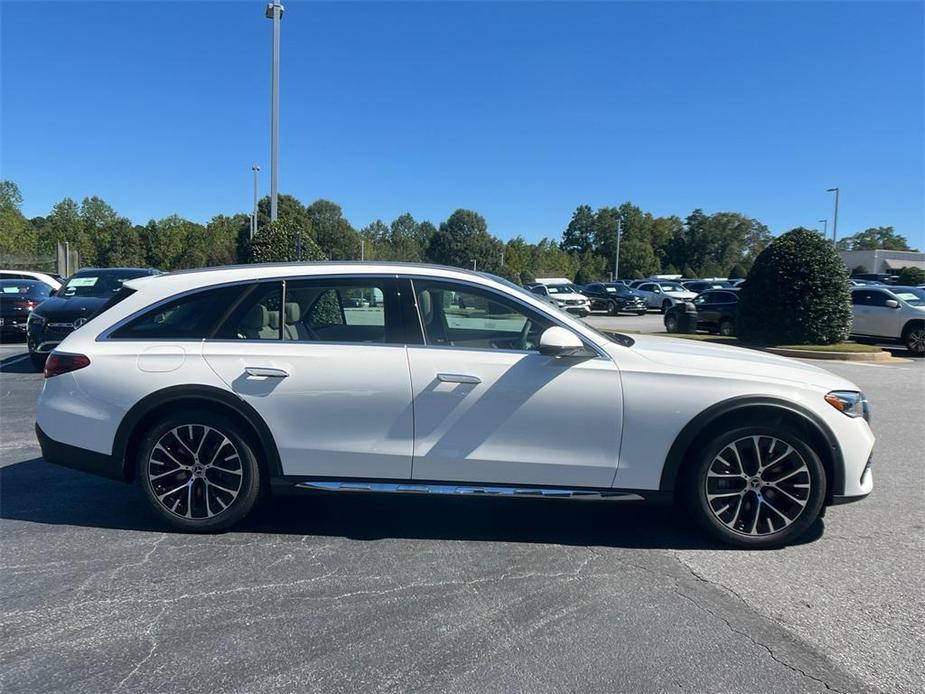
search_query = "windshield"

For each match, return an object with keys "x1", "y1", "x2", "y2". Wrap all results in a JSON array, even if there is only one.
[
  {"x1": 660, "y1": 283, "x2": 687, "y2": 293},
  {"x1": 546, "y1": 284, "x2": 583, "y2": 295},
  {"x1": 0, "y1": 280, "x2": 51, "y2": 299},
  {"x1": 891, "y1": 287, "x2": 925, "y2": 306},
  {"x1": 61, "y1": 270, "x2": 150, "y2": 298}
]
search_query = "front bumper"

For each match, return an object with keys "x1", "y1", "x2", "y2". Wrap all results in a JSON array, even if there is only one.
[{"x1": 35, "y1": 423, "x2": 125, "y2": 482}]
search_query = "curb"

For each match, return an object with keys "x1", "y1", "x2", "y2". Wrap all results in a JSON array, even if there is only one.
[{"x1": 763, "y1": 347, "x2": 893, "y2": 362}]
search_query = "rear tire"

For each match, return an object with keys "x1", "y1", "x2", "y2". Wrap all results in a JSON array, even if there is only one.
[
  {"x1": 719, "y1": 320, "x2": 735, "y2": 337},
  {"x1": 684, "y1": 426, "x2": 826, "y2": 548},
  {"x1": 607, "y1": 301, "x2": 618, "y2": 316},
  {"x1": 29, "y1": 350, "x2": 46, "y2": 371},
  {"x1": 137, "y1": 411, "x2": 262, "y2": 532}
]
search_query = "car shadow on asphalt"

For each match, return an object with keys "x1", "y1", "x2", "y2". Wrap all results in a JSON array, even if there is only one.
[
  {"x1": 0, "y1": 355, "x2": 38, "y2": 374},
  {"x1": 0, "y1": 458, "x2": 824, "y2": 550}
]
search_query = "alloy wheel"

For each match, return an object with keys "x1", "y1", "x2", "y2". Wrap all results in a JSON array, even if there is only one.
[
  {"x1": 704, "y1": 435, "x2": 811, "y2": 536},
  {"x1": 147, "y1": 424, "x2": 244, "y2": 520},
  {"x1": 907, "y1": 327, "x2": 925, "y2": 354}
]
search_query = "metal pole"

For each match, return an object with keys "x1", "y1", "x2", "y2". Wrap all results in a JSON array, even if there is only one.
[
  {"x1": 818, "y1": 219, "x2": 827, "y2": 238},
  {"x1": 360, "y1": 239, "x2": 365, "y2": 261},
  {"x1": 827, "y1": 187, "x2": 839, "y2": 246},
  {"x1": 614, "y1": 218, "x2": 622, "y2": 280},
  {"x1": 266, "y1": 2, "x2": 284, "y2": 222},
  {"x1": 472, "y1": 259, "x2": 477, "y2": 271},
  {"x1": 251, "y1": 165, "x2": 260, "y2": 238}
]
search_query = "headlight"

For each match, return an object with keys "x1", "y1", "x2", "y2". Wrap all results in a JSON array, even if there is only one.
[
  {"x1": 825, "y1": 391, "x2": 870, "y2": 421},
  {"x1": 27, "y1": 313, "x2": 45, "y2": 328},
  {"x1": 555, "y1": 300, "x2": 566, "y2": 306}
]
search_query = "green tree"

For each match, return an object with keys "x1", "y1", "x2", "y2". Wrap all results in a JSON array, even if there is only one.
[
  {"x1": 575, "y1": 251, "x2": 608, "y2": 284},
  {"x1": 619, "y1": 239, "x2": 659, "y2": 279},
  {"x1": 248, "y1": 218, "x2": 325, "y2": 263},
  {"x1": 837, "y1": 226, "x2": 914, "y2": 251},
  {"x1": 561, "y1": 204, "x2": 596, "y2": 255},
  {"x1": 897, "y1": 266, "x2": 925, "y2": 285},
  {"x1": 0, "y1": 180, "x2": 37, "y2": 259},
  {"x1": 41, "y1": 198, "x2": 82, "y2": 256},
  {"x1": 307, "y1": 199, "x2": 360, "y2": 260},
  {"x1": 681, "y1": 263, "x2": 697, "y2": 279},
  {"x1": 427, "y1": 209, "x2": 502, "y2": 272},
  {"x1": 737, "y1": 228, "x2": 851, "y2": 345},
  {"x1": 851, "y1": 264, "x2": 867, "y2": 275},
  {"x1": 663, "y1": 263, "x2": 679, "y2": 275},
  {"x1": 729, "y1": 263, "x2": 748, "y2": 280}
]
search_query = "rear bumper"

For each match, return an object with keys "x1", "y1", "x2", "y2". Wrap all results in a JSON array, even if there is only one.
[{"x1": 35, "y1": 423, "x2": 125, "y2": 482}]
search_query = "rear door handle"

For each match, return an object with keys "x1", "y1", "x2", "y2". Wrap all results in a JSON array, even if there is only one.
[
  {"x1": 437, "y1": 373, "x2": 481, "y2": 385},
  {"x1": 245, "y1": 366, "x2": 289, "y2": 378}
]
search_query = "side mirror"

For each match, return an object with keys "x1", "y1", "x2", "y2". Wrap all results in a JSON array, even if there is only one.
[
  {"x1": 885, "y1": 299, "x2": 900, "y2": 309},
  {"x1": 538, "y1": 326, "x2": 584, "y2": 356},
  {"x1": 653, "y1": 287, "x2": 661, "y2": 293}
]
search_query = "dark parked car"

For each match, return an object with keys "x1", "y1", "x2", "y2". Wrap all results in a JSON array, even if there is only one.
[
  {"x1": 581, "y1": 282, "x2": 648, "y2": 315},
  {"x1": 0, "y1": 280, "x2": 53, "y2": 339},
  {"x1": 664, "y1": 288, "x2": 739, "y2": 336},
  {"x1": 680, "y1": 280, "x2": 728, "y2": 294},
  {"x1": 27, "y1": 267, "x2": 157, "y2": 368}
]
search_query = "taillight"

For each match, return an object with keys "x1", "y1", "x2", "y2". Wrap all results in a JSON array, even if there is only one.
[{"x1": 44, "y1": 353, "x2": 91, "y2": 378}]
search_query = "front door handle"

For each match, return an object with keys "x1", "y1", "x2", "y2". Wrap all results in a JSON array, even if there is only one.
[
  {"x1": 245, "y1": 366, "x2": 289, "y2": 378},
  {"x1": 437, "y1": 373, "x2": 481, "y2": 385}
]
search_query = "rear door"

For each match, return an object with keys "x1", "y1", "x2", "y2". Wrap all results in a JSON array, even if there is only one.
[
  {"x1": 406, "y1": 278, "x2": 622, "y2": 488},
  {"x1": 202, "y1": 277, "x2": 417, "y2": 479}
]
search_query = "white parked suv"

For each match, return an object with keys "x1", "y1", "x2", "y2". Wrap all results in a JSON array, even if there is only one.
[
  {"x1": 850, "y1": 285, "x2": 925, "y2": 354},
  {"x1": 527, "y1": 279, "x2": 591, "y2": 316},
  {"x1": 633, "y1": 280, "x2": 698, "y2": 313},
  {"x1": 36, "y1": 263, "x2": 873, "y2": 547}
]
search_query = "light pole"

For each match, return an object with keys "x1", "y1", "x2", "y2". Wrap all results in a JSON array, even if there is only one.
[
  {"x1": 826, "y1": 187, "x2": 839, "y2": 246},
  {"x1": 266, "y1": 2, "x2": 284, "y2": 222},
  {"x1": 472, "y1": 259, "x2": 477, "y2": 271},
  {"x1": 818, "y1": 219, "x2": 827, "y2": 238},
  {"x1": 251, "y1": 164, "x2": 260, "y2": 239},
  {"x1": 614, "y1": 218, "x2": 622, "y2": 280}
]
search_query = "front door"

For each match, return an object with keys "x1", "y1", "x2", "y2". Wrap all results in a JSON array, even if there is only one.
[
  {"x1": 202, "y1": 277, "x2": 416, "y2": 479},
  {"x1": 406, "y1": 279, "x2": 623, "y2": 488}
]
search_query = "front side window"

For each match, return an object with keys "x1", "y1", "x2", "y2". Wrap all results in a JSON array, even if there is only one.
[
  {"x1": 111, "y1": 285, "x2": 245, "y2": 340},
  {"x1": 414, "y1": 280, "x2": 554, "y2": 351}
]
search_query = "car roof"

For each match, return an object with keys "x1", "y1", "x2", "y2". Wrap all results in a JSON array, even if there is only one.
[{"x1": 0, "y1": 278, "x2": 44, "y2": 285}]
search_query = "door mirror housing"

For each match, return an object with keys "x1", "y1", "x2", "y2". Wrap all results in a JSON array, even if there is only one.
[
  {"x1": 538, "y1": 326, "x2": 584, "y2": 356},
  {"x1": 884, "y1": 299, "x2": 900, "y2": 308}
]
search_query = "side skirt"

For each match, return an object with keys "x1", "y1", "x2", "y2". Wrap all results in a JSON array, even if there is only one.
[{"x1": 270, "y1": 477, "x2": 671, "y2": 504}]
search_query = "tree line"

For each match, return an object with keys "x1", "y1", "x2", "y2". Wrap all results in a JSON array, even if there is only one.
[{"x1": 0, "y1": 180, "x2": 915, "y2": 283}]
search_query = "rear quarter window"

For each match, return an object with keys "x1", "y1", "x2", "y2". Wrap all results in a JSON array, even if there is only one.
[{"x1": 109, "y1": 285, "x2": 245, "y2": 340}]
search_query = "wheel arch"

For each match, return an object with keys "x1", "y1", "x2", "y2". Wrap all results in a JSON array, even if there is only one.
[
  {"x1": 113, "y1": 385, "x2": 283, "y2": 482},
  {"x1": 659, "y1": 396, "x2": 844, "y2": 504},
  {"x1": 901, "y1": 318, "x2": 924, "y2": 338}
]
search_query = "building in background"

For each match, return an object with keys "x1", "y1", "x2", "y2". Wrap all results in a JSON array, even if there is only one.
[{"x1": 839, "y1": 249, "x2": 925, "y2": 275}]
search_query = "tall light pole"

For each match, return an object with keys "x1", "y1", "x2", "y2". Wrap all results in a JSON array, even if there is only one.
[
  {"x1": 251, "y1": 164, "x2": 261, "y2": 239},
  {"x1": 818, "y1": 219, "x2": 827, "y2": 238},
  {"x1": 266, "y1": 2, "x2": 284, "y2": 222},
  {"x1": 614, "y1": 218, "x2": 622, "y2": 280},
  {"x1": 826, "y1": 187, "x2": 839, "y2": 246}
]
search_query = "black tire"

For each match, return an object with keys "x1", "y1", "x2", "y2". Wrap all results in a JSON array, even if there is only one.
[
  {"x1": 661, "y1": 299, "x2": 672, "y2": 314},
  {"x1": 903, "y1": 322, "x2": 925, "y2": 355},
  {"x1": 636, "y1": 310, "x2": 647, "y2": 316},
  {"x1": 684, "y1": 426, "x2": 826, "y2": 549},
  {"x1": 719, "y1": 319, "x2": 735, "y2": 337},
  {"x1": 137, "y1": 410, "x2": 263, "y2": 532},
  {"x1": 607, "y1": 301, "x2": 618, "y2": 316},
  {"x1": 665, "y1": 315, "x2": 679, "y2": 333},
  {"x1": 29, "y1": 350, "x2": 46, "y2": 372}
]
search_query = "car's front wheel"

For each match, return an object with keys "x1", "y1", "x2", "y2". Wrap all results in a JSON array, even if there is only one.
[
  {"x1": 665, "y1": 314, "x2": 679, "y2": 333},
  {"x1": 661, "y1": 299, "x2": 672, "y2": 313},
  {"x1": 138, "y1": 411, "x2": 262, "y2": 532},
  {"x1": 685, "y1": 426, "x2": 826, "y2": 548},
  {"x1": 903, "y1": 322, "x2": 925, "y2": 355},
  {"x1": 719, "y1": 319, "x2": 735, "y2": 337},
  {"x1": 607, "y1": 301, "x2": 618, "y2": 316}
]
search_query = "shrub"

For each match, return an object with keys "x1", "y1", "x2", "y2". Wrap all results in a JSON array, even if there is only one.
[
  {"x1": 681, "y1": 263, "x2": 697, "y2": 279},
  {"x1": 729, "y1": 263, "x2": 747, "y2": 279},
  {"x1": 248, "y1": 218, "x2": 325, "y2": 263},
  {"x1": 851, "y1": 264, "x2": 867, "y2": 275},
  {"x1": 897, "y1": 266, "x2": 925, "y2": 285},
  {"x1": 737, "y1": 228, "x2": 851, "y2": 345}
]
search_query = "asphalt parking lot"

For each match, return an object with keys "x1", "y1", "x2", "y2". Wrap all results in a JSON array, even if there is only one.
[{"x1": 1, "y1": 338, "x2": 923, "y2": 694}]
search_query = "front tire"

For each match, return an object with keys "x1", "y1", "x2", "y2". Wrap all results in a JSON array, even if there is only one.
[
  {"x1": 903, "y1": 322, "x2": 925, "y2": 355},
  {"x1": 719, "y1": 319, "x2": 735, "y2": 337},
  {"x1": 665, "y1": 314, "x2": 679, "y2": 333},
  {"x1": 685, "y1": 426, "x2": 826, "y2": 548},
  {"x1": 138, "y1": 411, "x2": 262, "y2": 532},
  {"x1": 607, "y1": 301, "x2": 618, "y2": 316},
  {"x1": 661, "y1": 299, "x2": 672, "y2": 314}
]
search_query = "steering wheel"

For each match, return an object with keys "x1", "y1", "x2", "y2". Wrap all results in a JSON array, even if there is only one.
[{"x1": 516, "y1": 319, "x2": 533, "y2": 351}]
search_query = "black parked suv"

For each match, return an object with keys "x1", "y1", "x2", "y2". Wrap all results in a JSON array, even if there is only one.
[
  {"x1": 581, "y1": 283, "x2": 648, "y2": 315},
  {"x1": 27, "y1": 267, "x2": 158, "y2": 369},
  {"x1": 0, "y1": 280, "x2": 53, "y2": 339},
  {"x1": 664, "y1": 288, "x2": 739, "y2": 336}
]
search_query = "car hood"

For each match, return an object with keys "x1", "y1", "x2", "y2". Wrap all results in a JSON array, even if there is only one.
[
  {"x1": 664, "y1": 291, "x2": 697, "y2": 300},
  {"x1": 33, "y1": 295, "x2": 107, "y2": 317},
  {"x1": 550, "y1": 293, "x2": 587, "y2": 301},
  {"x1": 625, "y1": 334, "x2": 858, "y2": 390}
]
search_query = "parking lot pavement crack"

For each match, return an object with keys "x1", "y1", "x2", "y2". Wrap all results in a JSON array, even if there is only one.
[{"x1": 112, "y1": 604, "x2": 168, "y2": 691}]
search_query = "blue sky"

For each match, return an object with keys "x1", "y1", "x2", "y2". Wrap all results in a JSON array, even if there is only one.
[{"x1": 2, "y1": 1, "x2": 923, "y2": 247}]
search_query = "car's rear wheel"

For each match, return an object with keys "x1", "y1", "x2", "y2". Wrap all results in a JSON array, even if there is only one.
[
  {"x1": 903, "y1": 323, "x2": 925, "y2": 355},
  {"x1": 138, "y1": 411, "x2": 262, "y2": 532},
  {"x1": 29, "y1": 349, "x2": 46, "y2": 371},
  {"x1": 685, "y1": 426, "x2": 826, "y2": 548},
  {"x1": 607, "y1": 301, "x2": 618, "y2": 316},
  {"x1": 719, "y1": 319, "x2": 735, "y2": 337}
]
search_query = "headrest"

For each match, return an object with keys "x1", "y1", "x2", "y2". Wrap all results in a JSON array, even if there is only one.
[
  {"x1": 284, "y1": 302, "x2": 301, "y2": 323},
  {"x1": 242, "y1": 304, "x2": 267, "y2": 331},
  {"x1": 266, "y1": 310, "x2": 280, "y2": 331},
  {"x1": 418, "y1": 290, "x2": 432, "y2": 322}
]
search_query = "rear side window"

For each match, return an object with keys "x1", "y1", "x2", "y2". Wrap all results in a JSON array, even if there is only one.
[
  {"x1": 110, "y1": 285, "x2": 245, "y2": 340},
  {"x1": 214, "y1": 282, "x2": 284, "y2": 340},
  {"x1": 286, "y1": 279, "x2": 396, "y2": 343}
]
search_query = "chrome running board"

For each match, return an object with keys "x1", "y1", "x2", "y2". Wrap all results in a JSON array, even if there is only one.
[{"x1": 294, "y1": 480, "x2": 644, "y2": 501}]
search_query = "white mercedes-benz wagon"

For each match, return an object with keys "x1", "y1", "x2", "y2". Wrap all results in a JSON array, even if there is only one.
[{"x1": 35, "y1": 263, "x2": 873, "y2": 547}]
